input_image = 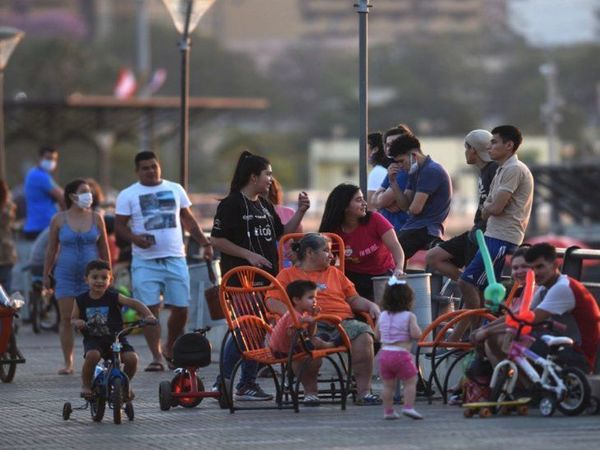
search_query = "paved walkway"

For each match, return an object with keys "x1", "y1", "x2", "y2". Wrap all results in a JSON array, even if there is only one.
[{"x1": 1, "y1": 321, "x2": 599, "y2": 449}]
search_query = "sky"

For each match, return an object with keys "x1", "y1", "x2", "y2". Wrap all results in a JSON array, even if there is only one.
[{"x1": 508, "y1": 0, "x2": 599, "y2": 47}]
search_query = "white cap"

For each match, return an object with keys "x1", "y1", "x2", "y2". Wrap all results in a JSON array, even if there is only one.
[{"x1": 465, "y1": 129, "x2": 493, "y2": 162}]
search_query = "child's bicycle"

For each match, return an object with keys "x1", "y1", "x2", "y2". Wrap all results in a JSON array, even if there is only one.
[
  {"x1": 62, "y1": 319, "x2": 154, "y2": 424},
  {"x1": 158, "y1": 327, "x2": 225, "y2": 410},
  {"x1": 0, "y1": 287, "x2": 26, "y2": 383},
  {"x1": 482, "y1": 305, "x2": 591, "y2": 417}
]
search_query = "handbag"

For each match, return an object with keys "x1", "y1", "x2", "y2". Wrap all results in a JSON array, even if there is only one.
[{"x1": 204, "y1": 262, "x2": 224, "y2": 321}]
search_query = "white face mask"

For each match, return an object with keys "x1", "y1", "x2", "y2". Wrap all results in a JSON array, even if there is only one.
[
  {"x1": 408, "y1": 153, "x2": 419, "y2": 175},
  {"x1": 39, "y1": 159, "x2": 57, "y2": 172},
  {"x1": 75, "y1": 192, "x2": 93, "y2": 209}
]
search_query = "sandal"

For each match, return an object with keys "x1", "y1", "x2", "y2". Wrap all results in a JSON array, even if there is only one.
[
  {"x1": 144, "y1": 362, "x2": 165, "y2": 372},
  {"x1": 355, "y1": 393, "x2": 382, "y2": 406},
  {"x1": 303, "y1": 394, "x2": 320, "y2": 407}
]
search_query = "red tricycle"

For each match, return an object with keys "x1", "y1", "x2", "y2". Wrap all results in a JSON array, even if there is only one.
[
  {"x1": 158, "y1": 327, "x2": 227, "y2": 410},
  {"x1": 0, "y1": 287, "x2": 26, "y2": 383}
]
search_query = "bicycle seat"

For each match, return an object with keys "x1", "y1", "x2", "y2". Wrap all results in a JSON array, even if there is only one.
[
  {"x1": 172, "y1": 332, "x2": 212, "y2": 368},
  {"x1": 541, "y1": 335, "x2": 573, "y2": 347}
]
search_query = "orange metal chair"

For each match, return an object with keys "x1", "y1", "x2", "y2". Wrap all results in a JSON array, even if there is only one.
[
  {"x1": 416, "y1": 283, "x2": 519, "y2": 403},
  {"x1": 218, "y1": 266, "x2": 352, "y2": 413}
]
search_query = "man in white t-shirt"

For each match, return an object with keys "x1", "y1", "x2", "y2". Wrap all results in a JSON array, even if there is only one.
[
  {"x1": 115, "y1": 151, "x2": 212, "y2": 371},
  {"x1": 474, "y1": 243, "x2": 600, "y2": 373}
]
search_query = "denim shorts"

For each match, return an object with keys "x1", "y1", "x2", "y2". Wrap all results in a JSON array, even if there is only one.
[{"x1": 131, "y1": 256, "x2": 190, "y2": 307}]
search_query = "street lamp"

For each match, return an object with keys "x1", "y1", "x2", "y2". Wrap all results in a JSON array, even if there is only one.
[
  {"x1": 0, "y1": 27, "x2": 25, "y2": 180},
  {"x1": 539, "y1": 61, "x2": 562, "y2": 164},
  {"x1": 355, "y1": 1, "x2": 371, "y2": 195},
  {"x1": 162, "y1": 0, "x2": 217, "y2": 190}
]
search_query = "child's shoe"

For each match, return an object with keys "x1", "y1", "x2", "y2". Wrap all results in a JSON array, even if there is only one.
[
  {"x1": 402, "y1": 408, "x2": 424, "y2": 420},
  {"x1": 383, "y1": 410, "x2": 400, "y2": 420}
]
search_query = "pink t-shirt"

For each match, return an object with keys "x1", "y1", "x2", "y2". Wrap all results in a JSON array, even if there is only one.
[
  {"x1": 378, "y1": 311, "x2": 413, "y2": 344},
  {"x1": 338, "y1": 211, "x2": 395, "y2": 275}
]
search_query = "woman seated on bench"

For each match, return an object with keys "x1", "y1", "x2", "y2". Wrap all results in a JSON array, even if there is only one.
[{"x1": 267, "y1": 233, "x2": 382, "y2": 405}]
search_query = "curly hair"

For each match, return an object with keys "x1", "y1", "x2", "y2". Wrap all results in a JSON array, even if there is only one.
[{"x1": 381, "y1": 283, "x2": 414, "y2": 313}]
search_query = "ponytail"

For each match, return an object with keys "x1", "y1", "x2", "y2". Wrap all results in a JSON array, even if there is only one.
[{"x1": 229, "y1": 151, "x2": 270, "y2": 194}]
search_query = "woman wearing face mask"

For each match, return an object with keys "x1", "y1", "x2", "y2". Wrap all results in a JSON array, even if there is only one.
[{"x1": 43, "y1": 178, "x2": 110, "y2": 375}]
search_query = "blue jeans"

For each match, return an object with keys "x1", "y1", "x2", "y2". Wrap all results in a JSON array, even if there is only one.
[{"x1": 220, "y1": 335, "x2": 258, "y2": 389}]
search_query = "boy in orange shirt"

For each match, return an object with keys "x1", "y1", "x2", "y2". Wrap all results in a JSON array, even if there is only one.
[{"x1": 269, "y1": 280, "x2": 334, "y2": 406}]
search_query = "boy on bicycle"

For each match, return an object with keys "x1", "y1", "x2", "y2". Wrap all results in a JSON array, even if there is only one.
[{"x1": 71, "y1": 260, "x2": 156, "y2": 398}]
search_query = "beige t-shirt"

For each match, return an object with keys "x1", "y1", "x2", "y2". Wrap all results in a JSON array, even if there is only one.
[{"x1": 484, "y1": 154, "x2": 533, "y2": 245}]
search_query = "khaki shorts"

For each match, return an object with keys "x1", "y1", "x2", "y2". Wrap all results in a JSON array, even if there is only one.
[{"x1": 317, "y1": 319, "x2": 374, "y2": 345}]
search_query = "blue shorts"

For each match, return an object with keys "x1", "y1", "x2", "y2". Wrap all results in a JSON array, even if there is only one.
[
  {"x1": 131, "y1": 257, "x2": 190, "y2": 307},
  {"x1": 460, "y1": 236, "x2": 517, "y2": 288}
]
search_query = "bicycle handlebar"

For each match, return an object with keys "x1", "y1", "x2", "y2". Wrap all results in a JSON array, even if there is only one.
[{"x1": 500, "y1": 304, "x2": 566, "y2": 333}]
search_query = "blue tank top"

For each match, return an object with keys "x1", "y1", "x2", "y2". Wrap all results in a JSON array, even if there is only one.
[{"x1": 56, "y1": 219, "x2": 100, "y2": 273}]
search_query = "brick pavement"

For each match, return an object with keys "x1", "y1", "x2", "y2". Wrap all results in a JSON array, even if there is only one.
[{"x1": 1, "y1": 322, "x2": 599, "y2": 450}]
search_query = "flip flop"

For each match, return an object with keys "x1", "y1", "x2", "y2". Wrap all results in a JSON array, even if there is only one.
[
  {"x1": 144, "y1": 362, "x2": 165, "y2": 372},
  {"x1": 58, "y1": 368, "x2": 74, "y2": 375}
]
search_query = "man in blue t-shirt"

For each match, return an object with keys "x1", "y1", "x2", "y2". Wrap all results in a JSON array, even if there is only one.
[
  {"x1": 372, "y1": 124, "x2": 413, "y2": 232},
  {"x1": 23, "y1": 147, "x2": 64, "y2": 240},
  {"x1": 387, "y1": 134, "x2": 452, "y2": 261}
]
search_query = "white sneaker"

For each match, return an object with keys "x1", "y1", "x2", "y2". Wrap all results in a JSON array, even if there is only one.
[
  {"x1": 383, "y1": 411, "x2": 400, "y2": 420},
  {"x1": 402, "y1": 408, "x2": 424, "y2": 420}
]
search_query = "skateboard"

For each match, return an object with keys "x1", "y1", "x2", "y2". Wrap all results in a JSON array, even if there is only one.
[{"x1": 463, "y1": 397, "x2": 531, "y2": 418}]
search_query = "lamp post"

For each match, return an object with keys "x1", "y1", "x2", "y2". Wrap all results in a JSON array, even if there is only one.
[
  {"x1": 162, "y1": 0, "x2": 217, "y2": 190},
  {"x1": 0, "y1": 27, "x2": 25, "y2": 180},
  {"x1": 355, "y1": 1, "x2": 371, "y2": 195},
  {"x1": 539, "y1": 61, "x2": 562, "y2": 164}
]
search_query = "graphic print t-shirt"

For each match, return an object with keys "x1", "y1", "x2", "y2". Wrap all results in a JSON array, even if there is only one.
[
  {"x1": 76, "y1": 288, "x2": 123, "y2": 337},
  {"x1": 115, "y1": 180, "x2": 191, "y2": 259},
  {"x1": 338, "y1": 211, "x2": 395, "y2": 275},
  {"x1": 211, "y1": 192, "x2": 284, "y2": 276}
]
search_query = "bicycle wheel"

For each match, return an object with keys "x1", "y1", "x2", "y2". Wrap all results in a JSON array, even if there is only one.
[
  {"x1": 29, "y1": 287, "x2": 41, "y2": 334},
  {"x1": 172, "y1": 372, "x2": 203, "y2": 408},
  {"x1": 90, "y1": 382, "x2": 106, "y2": 422},
  {"x1": 0, "y1": 333, "x2": 18, "y2": 383},
  {"x1": 40, "y1": 295, "x2": 59, "y2": 332},
  {"x1": 556, "y1": 367, "x2": 590, "y2": 416},
  {"x1": 112, "y1": 378, "x2": 124, "y2": 424}
]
